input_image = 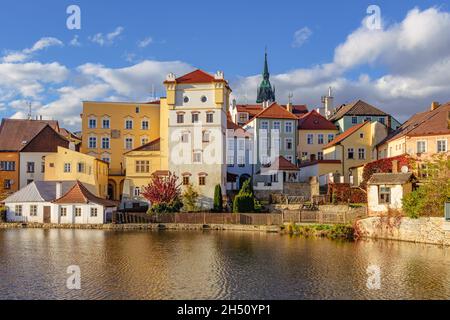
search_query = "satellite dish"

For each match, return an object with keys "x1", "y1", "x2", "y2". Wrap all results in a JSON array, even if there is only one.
[{"x1": 401, "y1": 166, "x2": 409, "y2": 173}]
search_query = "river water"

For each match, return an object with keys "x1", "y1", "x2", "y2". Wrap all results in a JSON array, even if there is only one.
[{"x1": 0, "y1": 229, "x2": 449, "y2": 300}]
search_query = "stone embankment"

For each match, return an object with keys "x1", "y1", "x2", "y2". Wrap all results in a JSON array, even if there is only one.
[{"x1": 356, "y1": 217, "x2": 450, "y2": 246}]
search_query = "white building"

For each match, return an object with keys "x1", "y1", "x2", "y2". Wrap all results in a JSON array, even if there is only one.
[
  {"x1": 3, "y1": 181, "x2": 117, "y2": 224},
  {"x1": 164, "y1": 69, "x2": 231, "y2": 209}
]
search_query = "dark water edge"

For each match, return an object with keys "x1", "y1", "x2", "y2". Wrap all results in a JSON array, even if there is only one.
[{"x1": 0, "y1": 228, "x2": 449, "y2": 300}]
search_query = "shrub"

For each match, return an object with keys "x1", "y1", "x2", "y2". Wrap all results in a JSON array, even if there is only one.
[
  {"x1": 233, "y1": 178, "x2": 257, "y2": 213},
  {"x1": 213, "y1": 185, "x2": 223, "y2": 212},
  {"x1": 402, "y1": 189, "x2": 425, "y2": 219},
  {"x1": 142, "y1": 172, "x2": 182, "y2": 214},
  {"x1": 182, "y1": 184, "x2": 199, "y2": 212}
]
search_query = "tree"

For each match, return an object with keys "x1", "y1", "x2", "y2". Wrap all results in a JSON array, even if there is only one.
[
  {"x1": 213, "y1": 185, "x2": 223, "y2": 212},
  {"x1": 233, "y1": 179, "x2": 255, "y2": 213},
  {"x1": 142, "y1": 172, "x2": 182, "y2": 214},
  {"x1": 182, "y1": 184, "x2": 199, "y2": 212},
  {"x1": 402, "y1": 154, "x2": 450, "y2": 218}
]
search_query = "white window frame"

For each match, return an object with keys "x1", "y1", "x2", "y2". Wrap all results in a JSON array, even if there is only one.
[
  {"x1": 101, "y1": 137, "x2": 110, "y2": 149},
  {"x1": 261, "y1": 121, "x2": 269, "y2": 130},
  {"x1": 307, "y1": 134, "x2": 314, "y2": 145},
  {"x1": 417, "y1": 140, "x2": 427, "y2": 153},
  {"x1": 141, "y1": 120, "x2": 149, "y2": 130},
  {"x1": 30, "y1": 205, "x2": 37, "y2": 217},
  {"x1": 437, "y1": 139, "x2": 448, "y2": 153},
  {"x1": 64, "y1": 163, "x2": 71, "y2": 173},
  {"x1": 285, "y1": 121, "x2": 293, "y2": 133},
  {"x1": 88, "y1": 117, "x2": 97, "y2": 129},
  {"x1": 125, "y1": 119, "x2": 133, "y2": 130},
  {"x1": 285, "y1": 138, "x2": 293, "y2": 150},
  {"x1": 358, "y1": 148, "x2": 366, "y2": 160},
  {"x1": 90, "y1": 207, "x2": 98, "y2": 217},
  {"x1": 125, "y1": 137, "x2": 134, "y2": 150},
  {"x1": 193, "y1": 151, "x2": 202, "y2": 164},
  {"x1": 102, "y1": 118, "x2": 110, "y2": 129},
  {"x1": 317, "y1": 134, "x2": 324, "y2": 145},
  {"x1": 88, "y1": 136, "x2": 97, "y2": 149}
]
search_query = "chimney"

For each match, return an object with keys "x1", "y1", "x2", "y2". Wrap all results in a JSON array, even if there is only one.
[
  {"x1": 392, "y1": 160, "x2": 398, "y2": 174},
  {"x1": 56, "y1": 182, "x2": 62, "y2": 199},
  {"x1": 287, "y1": 102, "x2": 293, "y2": 113},
  {"x1": 431, "y1": 101, "x2": 440, "y2": 111}
]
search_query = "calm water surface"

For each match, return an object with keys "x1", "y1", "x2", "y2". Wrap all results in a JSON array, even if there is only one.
[{"x1": 0, "y1": 229, "x2": 449, "y2": 300}]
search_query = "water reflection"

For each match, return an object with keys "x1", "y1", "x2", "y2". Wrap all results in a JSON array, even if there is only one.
[{"x1": 0, "y1": 229, "x2": 449, "y2": 300}]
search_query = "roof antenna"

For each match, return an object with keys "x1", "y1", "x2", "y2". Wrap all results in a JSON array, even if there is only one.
[
  {"x1": 288, "y1": 93, "x2": 293, "y2": 105},
  {"x1": 27, "y1": 101, "x2": 32, "y2": 120}
]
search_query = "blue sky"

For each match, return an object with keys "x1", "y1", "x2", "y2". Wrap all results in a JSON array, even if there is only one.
[{"x1": 1, "y1": 0, "x2": 450, "y2": 130}]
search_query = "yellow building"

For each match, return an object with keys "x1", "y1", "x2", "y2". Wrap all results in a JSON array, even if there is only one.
[
  {"x1": 322, "y1": 121, "x2": 388, "y2": 183},
  {"x1": 44, "y1": 147, "x2": 109, "y2": 198},
  {"x1": 297, "y1": 110, "x2": 339, "y2": 162},
  {"x1": 377, "y1": 102, "x2": 450, "y2": 162},
  {"x1": 80, "y1": 101, "x2": 161, "y2": 200}
]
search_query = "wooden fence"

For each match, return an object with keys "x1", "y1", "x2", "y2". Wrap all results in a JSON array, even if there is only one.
[{"x1": 114, "y1": 209, "x2": 366, "y2": 226}]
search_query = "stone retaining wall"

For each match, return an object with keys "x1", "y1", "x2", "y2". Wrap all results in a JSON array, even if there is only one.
[{"x1": 356, "y1": 217, "x2": 450, "y2": 246}]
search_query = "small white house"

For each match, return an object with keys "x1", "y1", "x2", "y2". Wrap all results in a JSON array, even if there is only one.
[
  {"x1": 367, "y1": 173, "x2": 416, "y2": 216},
  {"x1": 3, "y1": 181, "x2": 117, "y2": 224}
]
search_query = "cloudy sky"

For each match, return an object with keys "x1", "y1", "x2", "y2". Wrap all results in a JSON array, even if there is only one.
[{"x1": 0, "y1": 0, "x2": 449, "y2": 130}]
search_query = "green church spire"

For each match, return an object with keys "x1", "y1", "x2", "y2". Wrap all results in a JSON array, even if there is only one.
[{"x1": 256, "y1": 50, "x2": 276, "y2": 104}]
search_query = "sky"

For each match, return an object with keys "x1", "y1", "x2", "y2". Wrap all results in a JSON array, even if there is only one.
[{"x1": 0, "y1": 0, "x2": 450, "y2": 130}]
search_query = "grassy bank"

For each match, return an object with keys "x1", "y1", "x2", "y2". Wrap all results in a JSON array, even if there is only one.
[{"x1": 284, "y1": 223, "x2": 355, "y2": 240}]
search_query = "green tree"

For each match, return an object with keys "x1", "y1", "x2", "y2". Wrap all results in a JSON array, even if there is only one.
[
  {"x1": 213, "y1": 184, "x2": 223, "y2": 212},
  {"x1": 402, "y1": 155, "x2": 450, "y2": 218},
  {"x1": 182, "y1": 184, "x2": 199, "y2": 212},
  {"x1": 233, "y1": 179, "x2": 255, "y2": 213}
]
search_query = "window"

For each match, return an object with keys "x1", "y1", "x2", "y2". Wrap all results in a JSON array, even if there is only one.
[
  {"x1": 27, "y1": 162, "x2": 35, "y2": 173},
  {"x1": 30, "y1": 205, "x2": 37, "y2": 217},
  {"x1": 307, "y1": 134, "x2": 314, "y2": 145},
  {"x1": 365, "y1": 116, "x2": 372, "y2": 122},
  {"x1": 206, "y1": 113, "x2": 214, "y2": 123},
  {"x1": 301, "y1": 152, "x2": 308, "y2": 160},
  {"x1": 4, "y1": 179, "x2": 11, "y2": 189},
  {"x1": 360, "y1": 133, "x2": 364, "y2": 139},
  {"x1": 125, "y1": 119, "x2": 133, "y2": 130},
  {"x1": 417, "y1": 141, "x2": 427, "y2": 153},
  {"x1": 89, "y1": 136, "x2": 97, "y2": 149},
  {"x1": 238, "y1": 113, "x2": 248, "y2": 123},
  {"x1": 134, "y1": 187, "x2": 141, "y2": 197},
  {"x1": 183, "y1": 176, "x2": 190, "y2": 185},
  {"x1": 237, "y1": 155, "x2": 245, "y2": 167},
  {"x1": 102, "y1": 118, "x2": 110, "y2": 129},
  {"x1": 227, "y1": 155, "x2": 234, "y2": 167},
  {"x1": 351, "y1": 116, "x2": 358, "y2": 124},
  {"x1": 379, "y1": 187, "x2": 391, "y2": 204},
  {"x1": 285, "y1": 121, "x2": 293, "y2": 133},
  {"x1": 437, "y1": 139, "x2": 447, "y2": 153},
  {"x1": 90, "y1": 208, "x2": 98, "y2": 217},
  {"x1": 328, "y1": 134, "x2": 335, "y2": 143},
  {"x1": 102, "y1": 137, "x2": 110, "y2": 149},
  {"x1": 177, "y1": 113, "x2": 184, "y2": 124},
  {"x1": 318, "y1": 152, "x2": 324, "y2": 160},
  {"x1": 358, "y1": 148, "x2": 366, "y2": 160},
  {"x1": 135, "y1": 106, "x2": 140, "y2": 113},
  {"x1": 318, "y1": 134, "x2": 324, "y2": 145},
  {"x1": 0, "y1": 161, "x2": 16, "y2": 171},
  {"x1": 261, "y1": 121, "x2": 269, "y2": 130},
  {"x1": 64, "y1": 163, "x2": 71, "y2": 173},
  {"x1": 237, "y1": 139, "x2": 245, "y2": 151},
  {"x1": 75, "y1": 207, "x2": 82, "y2": 217},
  {"x1": 348, "y1": 148, "x2": 354, "y2": 159},
  {"x1": 192, "y1": 113, "x2": 199, "y2": 123},
  {"x1": 141, "y1": 137, "x2": 149, "y2": 145},
  {"x1": 125, "y1": 138, "x2": 133, "y2": 150},
  {"x1": 183, "y1": 96, "x2": 189, "y2": 103},
  {"x1": 88, "y1": 118, "x2": 97, "y2": 129},
  {"x1": 201, "y1": 96, "x2": 208, "y2": 103},
  {"x1": 285, "y1": 138, "x2": 293, "y2": 150},
  {"x1": 60, "y1": 207, "x2": 67, "y2": 217},
  {"x1": 101, "y1": 156, "x2": 110, "y2": 164},
  {"x1": 15, "y1": 205, "x2": 22, "y2": 217},
  {"x1": 181, "y1": 132, "x2": 189, "y2": 143},
  {"x1": 273, "y1": 121, "x2": 281, "y2": 131},
  {"x1": 286, "y1": 155, "x2": 293, "y2": 163},
  {"x1": 77, "y1": 162, "x2": 85, "y2": 173},
  {"x1": 141, "y1": 120, "x2": 149, "y2": 130},
  {"x1": 202, "y1": 131, "x2": 210, "y2": 143},
  {"x1": 41, "y1": 162, "x2": 45, "y2": 173},
  {"x1": 378, "y1": 117, "x2": 385, "y2": 125},
  {"x1": 199, "y1": 176, "x2": 206, "y2": 186},
  {"x1": 135, "y1": 160, "x2": 150, "y2": 173},
  {"x1": 193, "y1": 151, "x2": 202, "y2": 163}
]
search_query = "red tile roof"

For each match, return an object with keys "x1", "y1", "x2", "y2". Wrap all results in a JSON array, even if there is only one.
[
  {"x1": 329, "y1": 100, "x2": 388, "y2": 121},
  {"x1": 251, "y1": 102, "x2": 299, "y2": 121},
  {"x1": 236, "y1": 104, "x2": 264, "y2": 117},
  {"x1": 169, "y1": 69, "x2": 228, "y2": 85},
  {"x1": 298, "y1": 110, "x2": 338, "y2": 130},
  {"x1": 125, "y1": 138, "x2": 160, "y2": 154},
  {"x1": 298, "y1": 160, "x2": 341, "y2": 168},
  {"x1": 261, "y1": 156, "x2": 299, "y2": 172},
  {"x1": 53, "y1": 181, "x2": 118, "y2": 207},
  {"x1": 323, "y1": 121, "x2": 369, "y2": 149}
]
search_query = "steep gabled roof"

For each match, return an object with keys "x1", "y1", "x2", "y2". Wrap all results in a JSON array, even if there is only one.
[
  {"x1": 260, "y1": 156, "x2": 299, "y2": 173},
  {"x1": 0, "y1": 119, "x2": 65, "y2": 152},
  {"x1": 53, "y1": 181, "x2": 117, "y2": 207},
  {"x1": 298, "y1": 110, "x2": 338, "y2": 130},
  {"x1": 368, "y1": 173, "x2": 415, "y2": 185},
  {"x1": 251, "y1": 102, "x2": 299, "y2": 121},
  {"x1": 323, "y1": 121, "x2": 369, "y2": 149},
  {"x1": 329, "y1": 100, "x2": 388, "y2": 121},
  {"x1": 227, "y1": 120, "x2": 252, "y2": 137},
  {"x1": 3, "y1": 181, "x2": 80, "y2": 203}
]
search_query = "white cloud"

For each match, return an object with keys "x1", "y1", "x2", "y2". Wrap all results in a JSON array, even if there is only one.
[
  {"x1": 69, "y1": 35, "x2": 81, "y2": 47},
  {"x1": 2, "y1": 37, "x2": 63, "y2": 63},
  {"x1": 292, "y1": 27, "x2": 312, "y2": 48},
  {"x1": 90, "y1": 27, "x2": 124, "y2": 46},
  {"x1": 138, "y1": 37, "x2": 153, "y2": 48}
]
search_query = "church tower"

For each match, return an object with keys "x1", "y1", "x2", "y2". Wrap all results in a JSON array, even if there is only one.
[{"x1": 256, "y1": 51, "x2": 276, "y2": 104}]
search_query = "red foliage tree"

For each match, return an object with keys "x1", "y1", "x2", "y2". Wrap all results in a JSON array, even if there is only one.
[
  {"x1": 141, "y1": 172, "x2": 181, "y2": 205},
  {"x1": 361, "y1": 155, "x2": 414, "y2": 187}
]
